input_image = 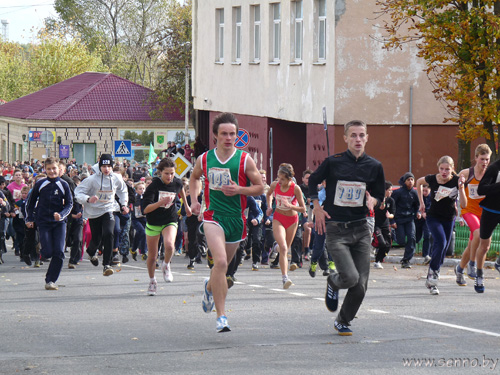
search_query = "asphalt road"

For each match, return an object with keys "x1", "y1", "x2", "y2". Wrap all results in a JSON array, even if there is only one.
[{"x1": 1, "y1": 246, "x2": 500, "y2": 375}]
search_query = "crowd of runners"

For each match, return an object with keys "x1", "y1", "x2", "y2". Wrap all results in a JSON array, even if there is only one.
[{"x1": 1, "y1": 113, "x2": 500, "y2": 335}]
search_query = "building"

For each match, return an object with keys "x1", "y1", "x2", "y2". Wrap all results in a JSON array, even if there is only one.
[
  {"x1": 192, "y1": 0, "x2": 462, "y2": 183},
  {"x1": 0, "y1": 72, "x2": 191, "y2": 165}
]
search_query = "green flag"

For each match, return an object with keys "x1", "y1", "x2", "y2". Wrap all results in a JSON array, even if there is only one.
[{"x1": 148, "y1": 143, "x2": 157, "y2": 164}]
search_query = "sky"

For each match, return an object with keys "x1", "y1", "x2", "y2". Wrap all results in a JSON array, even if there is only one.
[{"x1": 0, "y1": 1, "x2": 56, "y2": 43}]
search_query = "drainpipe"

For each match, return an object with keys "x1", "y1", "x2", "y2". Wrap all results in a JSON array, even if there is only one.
[
  {"x1": 7, "y1": 122, "x2": 9, "y2": 163},
  {"x1": 409, "y1": 86, "x2": 413, "y2": 173}
]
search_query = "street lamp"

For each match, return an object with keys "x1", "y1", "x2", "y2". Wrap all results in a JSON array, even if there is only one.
[{"x1": 183, "y1": 41, "x2": 191, "y2": 146}]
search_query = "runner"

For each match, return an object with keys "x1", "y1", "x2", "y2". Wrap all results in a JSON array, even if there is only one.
[
  {"x1": 189, "y1": 112, "x2": 264, "y2": 332},
  {"x1": 474, "y1": 154, "x2": 500, "y2": 293},
  {"x1": 74, "y1": 154, "x2": 129, "y2": 277},
  {"x1": 142, "y1": 157, "x2": 191, "y2": 296},
  {"x1": 309, "y1": 120, "x2": 385, "y2": 336},
  {"x1": 266, "y1": 163, "x2": 306, "y2": 288},
  {"x1": 454, "y1": 144, "x2": 491, "y2": 286},
  {"x1": 25, "y1": 157, "x2": 73, "y2": 290},
  {"x1": 416, "y1": 156, "x2": 466, "y2": 295}
]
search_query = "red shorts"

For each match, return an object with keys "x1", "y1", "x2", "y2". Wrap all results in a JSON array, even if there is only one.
[
  {"x1": 274, "y1": 211, "x2": 299, "y2": 230},
  {"x1": 462, "y1": 212, "x2": 480, "y2": 240}
]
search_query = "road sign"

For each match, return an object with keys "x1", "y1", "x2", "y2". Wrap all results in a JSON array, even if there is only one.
[
  {"x1": 172, "y1": 153, "x2": 193, "y2": 178},
  {"x1": 40, "y1": 130, "x2": 55, "y2": 145},
  {"x1": 235, "y1": 129, "x2": 249, "y2": 149},
  {"x1": 114, "y1": 140, "x2": 132, "y2": 157}
]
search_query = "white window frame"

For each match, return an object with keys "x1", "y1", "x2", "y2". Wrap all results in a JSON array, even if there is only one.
[
  {"x1": 233, "y1": 7, "x2": 242, "y2": 62},
  {"x1": 292, "y1": 0, "x2": 303, "y2": 62},
  {"x1": 317, "y1": 0, "x2": 326, "y2": 61},
  {"x1": 251, "y1": 5, "x2": 261, "y2": 62},
  {"x1": 216, "y1": 8, "x2": 224, "y2": 63},
  {"x1": 271, "y1": 3, "x2": 281, "y2": 62}
]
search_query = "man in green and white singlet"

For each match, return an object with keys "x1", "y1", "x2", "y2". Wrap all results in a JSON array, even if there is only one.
[{"x1": 189, "y1": 112, "x2": 264, "y2": 333}]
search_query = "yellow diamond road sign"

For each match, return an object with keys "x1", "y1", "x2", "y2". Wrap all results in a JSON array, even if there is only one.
[{"x1": 173, "y1": 153, "x2": 192, "y2": 178}]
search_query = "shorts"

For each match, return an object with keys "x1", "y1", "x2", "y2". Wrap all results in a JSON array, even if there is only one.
[
  {"x1": 479, "y1": 209, "x2": 500, "y2": 240},
  {"x1": 462, "y1": 212, "x2": 480, "y2": 240},
  {"x1": 273, "y1": 211, "x2": 299, "y2": 230},
  {"x1": 146, "y1": 222, "x2": 178, "y2": 237},
  {"x1": 202, "y1": 211, "x2": 246, "y2": 243}
]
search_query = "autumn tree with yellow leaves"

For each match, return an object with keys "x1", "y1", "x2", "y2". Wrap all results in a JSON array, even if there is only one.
[{"x1": 376, "y1": 0, "x2": 500, "y2": 162}]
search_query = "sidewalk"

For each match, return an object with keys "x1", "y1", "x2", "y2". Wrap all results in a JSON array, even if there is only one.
[{"x1": 376, "y1": 246, "x2": 496, "y2": 268}]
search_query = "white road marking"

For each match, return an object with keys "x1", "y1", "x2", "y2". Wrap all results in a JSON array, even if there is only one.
[
  {"x1": 270, "y1": 288, "x2": 287, "y2": 292},
  {"x1": 290, "y1": 292, "x2": 307, "y2": 297},
  {"x1": 400, "y1": 315, "x2": 500, "y2": 338},
  {"x1": 313, "y1": 298, "x2": 325, "y2": 301},
  {"x1": 248, "y1": 284, "x2": 264, "y2": 288},
  {"x1": 369, "y1": 309, "x2": 390, "y2": 314}
]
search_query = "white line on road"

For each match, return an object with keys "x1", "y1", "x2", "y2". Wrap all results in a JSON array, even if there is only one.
[
  {"x1": 290, "y1": 292, "x2": 307, "y2": 296},
  {"x1": 369, "y1": 309, "x2": 390, "y2": 314},
  {"x1": 400, "y1": 315, "x2": 500, "y2": 338},
  {"x1": 313, "y1": 298, "x2": 325, "y2": 301},
  {"x1": 270, "y1": 289, "x2": 287, "y2": 292},
  {"x1": 248, "y1": 284, "x2": 264, "y2": 288}
]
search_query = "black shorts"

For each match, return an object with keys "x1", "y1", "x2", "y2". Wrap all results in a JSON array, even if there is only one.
[{"x1": 479, "y1": 209, "x2": 500, "y2": 240}]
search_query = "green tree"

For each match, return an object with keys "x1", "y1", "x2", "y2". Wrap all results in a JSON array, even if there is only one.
[
  {"x1": 0, "y1": 42, "x2": 35, "y2": 101},
  {"x1": 153, "y1": 0, "x2": 192, "y2": 118},
  {"x1": 376, "y1": 0, "x2": 500, "y2": 161}
]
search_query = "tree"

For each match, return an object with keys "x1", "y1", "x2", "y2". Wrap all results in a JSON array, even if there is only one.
[
  {"x1": 153, "y1": 0, "x2": 192, "y2": 119},
  {"x1": 0, "y1": 42, "x2": 35, "y2": 101},
  {"x1": 376, "y1": 0, "x2": 500, "y2": 161},
  {"x1": 51, "y1": 0, "x2": 174, "y2": 87}
]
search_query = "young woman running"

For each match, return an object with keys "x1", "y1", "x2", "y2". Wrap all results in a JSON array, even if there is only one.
[
  {"x1": 416, "y1": 156, "x2": 466, "y2": 295},
  {"x1": 266, "y1": 163, "x2": 306, "y2": 289},
  {"x1": 143, "y1": 157, "x2": 191, "y2": 296},
  {"x1": 454, "y1": 144, "x2": 491, "y2": 286}
]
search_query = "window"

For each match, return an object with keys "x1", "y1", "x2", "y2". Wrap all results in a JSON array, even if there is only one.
[
  {"x1": 317, "y1": 0, "x2": 326, "y2": 61},
  {"x1": 233, "y1": 7, "x2": 242, "y2": 62},
  {"x1": 216, "y1": 8, "x2": 224, "y2": 62},
  {"x1": 251, "y1": 5, "x2": 261, "y2": 62},
  {"x1": 292, "y1": 0, "x2": 303, "y2": 62},
  {"x1": 12, "y1": 142, "x2": 16, "y2": 162},
  {"x1": 18, "y1": 144, "x2": 23, "y2": 161},
  {"x1": 271, "y1": 3, "x2": 281, "y2": 62}
]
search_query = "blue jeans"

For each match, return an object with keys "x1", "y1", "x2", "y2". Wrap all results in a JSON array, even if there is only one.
[
  {"x1": 38, "y1": 222, "x2": 66, "y2": 283},
  {"x1": 325, "y1": 221, "x2": 371, "y2": 326},
  {"x1": 132, "y1": 218, "x2": 147, "y2": 254},
  {"x1": 310, "y1": 228, "x2": 329, "y2": 271},
  {"x1": 415, "y1": 218, "x2": 431, "y2": 257},
  {"x1": 426, "y1": 216, "x2": 455, "y2": 272},
  {"x1": 395, "y1": 220, "x2": 416, "y2": 261}
]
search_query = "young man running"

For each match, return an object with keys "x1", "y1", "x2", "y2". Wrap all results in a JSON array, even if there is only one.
[
  {"x1": 189, "y1": 112, "x2": 264, "y2": 333},
  {"x1": 75, "y1": 154, "x2": 129, "y2": 276},
  {"x1": 309, "y1": 120, "x2": 385, "y2": 336}
]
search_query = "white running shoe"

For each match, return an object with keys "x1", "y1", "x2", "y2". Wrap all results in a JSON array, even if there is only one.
[
  {"x1": 162, "y1": 261, "x2": 173, "y2": 282},
  {"x1": 147, "y1": 279, "x2": 157, "y2": 296},
  {"x1": 373, "y1": 262, "x2": 383, "y2": 269}
]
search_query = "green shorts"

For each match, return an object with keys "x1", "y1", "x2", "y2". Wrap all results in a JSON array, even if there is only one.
[
  {"x1": 146, "y1": 222, "x2": 178, "y2": 237},
  {"x1": 202, "y1": 212, "x2": 246, "y2": 243}
]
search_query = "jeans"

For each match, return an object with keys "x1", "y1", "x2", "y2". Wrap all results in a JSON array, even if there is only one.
[
  {"x1": 325, "y1": 221, "x2": 371, "y2": 326},
  {"x1": 113, "y1": 212, "x2": 130, "y2": 255},
  {"x1": 248, "y1": 223, "x2": 264, "y2": 264},
  {"x1": 395, "y1": 220, "x2": 416, "y2": 261},
  {"x1": 310, "y1": 228, "x2": 329, "y2": 271},
  {"x1": 131, "y1": 217, "x2": 147, "y2": 254},
  {"x1": 38, "y1": 222, "x2": 66, "y2": 283},
  {"x1": 68, "y1": 219, "x2": 83, "y2": 265},
  {"x1": 415, "y1": 218, "x2": 431, "y2": 257},
  {"x1": 426, "y1": 216, "x2": 455, "y2": 272}
]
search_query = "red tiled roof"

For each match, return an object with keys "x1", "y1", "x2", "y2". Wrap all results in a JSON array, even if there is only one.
[{"x1": 0, "y1": 72, "x2": 184, "y2": 122}]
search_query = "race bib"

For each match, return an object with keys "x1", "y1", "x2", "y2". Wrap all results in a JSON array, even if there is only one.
[
  {"x1": 467, "y1": 184, "x2": 484, "y2": 200},
  {"x1": 208, "y1": 167, "x2": 232, "y2": 191},
  {"x1": 334, "y1": 180, "x2": 366, "y2": 207},
  {"x1": 275, "y1": 194, "x2": 293, "y2": 211},
  {"x1": 158, "y1": 191, "x2": 176, "y2": 209},
  {"x1": 134, "y1": 205, "x2": 144, "y2": 218},
  {"x1": 434, "y1": 186, "x2": 457, "y2": 202},
  {"x1": 13, "y1": 189, "x2": 22, "y2": 200},
  {"x1": 97, "y1": 190, "x2": 114, "y2": 203}
]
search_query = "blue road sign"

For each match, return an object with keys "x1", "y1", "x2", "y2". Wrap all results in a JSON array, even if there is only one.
[
  {"x1": 114, "y1": 140, "x2": 132, "y2": 157},
  {"x1": 234, "y1": 129, "x2": 249, "y2": 149}
]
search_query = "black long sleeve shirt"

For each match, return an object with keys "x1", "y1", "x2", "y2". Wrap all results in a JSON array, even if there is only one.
[
  {"x1": 477, "y1": 158, "x2": 500, "y2": 213},
  {"x1": 308, "y1": 150, "x2": 386, "y2": 222}
]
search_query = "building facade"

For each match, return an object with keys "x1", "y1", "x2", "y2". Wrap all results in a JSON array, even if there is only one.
[{"x1": 193, "y1": 0, "x2": 461, "y2": 183}]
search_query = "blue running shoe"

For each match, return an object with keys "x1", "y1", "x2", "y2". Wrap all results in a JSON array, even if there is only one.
[
  {"x1": 202, "y1": 278, "x2": 214, "y2": 313},
  {"x1": 495, "y1": 261, "x2": 500, "y2": 275},
  {"x1": 474, "y1": 276, "x2": 485, "y2": 293},
  {"x1": 325, "y1": 275, "x2": 339, "y2": 312},
  {"x1": 334, "y1": 320, "x2": 352, "y2": 336},
  {"x1": 216, "y1": 315, "x2": 231, "y2": 333}
]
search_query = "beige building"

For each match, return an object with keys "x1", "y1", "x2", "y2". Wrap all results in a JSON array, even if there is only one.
[{"x1": 192, "y1": 0, "x2": 458, "y2": 183}]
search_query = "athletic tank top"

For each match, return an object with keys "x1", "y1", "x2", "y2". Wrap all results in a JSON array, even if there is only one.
[
  {"x1": 274, "y1": 181, "x2": 298, "y2": 212},
  {"x1": 201, "y1": 148, "x2": 249, "y2": 218},
  {"x1": 461, "y1": 167, "x2": 484, "y2": 217}
]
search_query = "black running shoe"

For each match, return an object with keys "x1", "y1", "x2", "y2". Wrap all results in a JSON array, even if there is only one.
[
  {"x1": 23, "y1": 255, "x2": 32, "y2": 266},
  {"x1": 325, "y1": 275, "x2": 339, "y2": 312},
  {"x1": 131, "y1": 250, "x2": 137, "y2": 261},
  {"x1": 89, "y1": 255, "x2": 99, "y2": 267}
]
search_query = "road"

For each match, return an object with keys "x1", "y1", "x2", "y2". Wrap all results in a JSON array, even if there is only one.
[{"x1": 1, "y1": 246, "x2": 500, "y2": 375}]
